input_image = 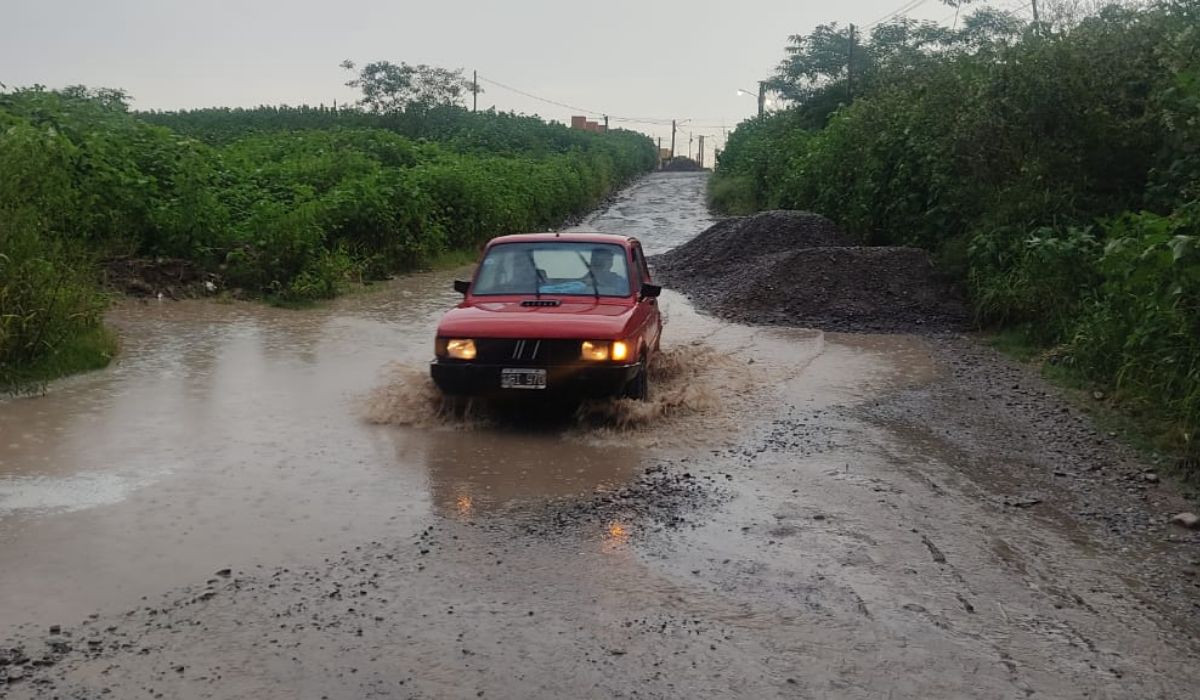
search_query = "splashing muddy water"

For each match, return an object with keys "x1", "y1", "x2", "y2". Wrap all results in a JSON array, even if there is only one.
[
  {"x1": 0, "y1": 174, "x2": 934, "y2": 632},
  {"x1": 361, "y1": 341, "x2": 730, "y2": 432}
]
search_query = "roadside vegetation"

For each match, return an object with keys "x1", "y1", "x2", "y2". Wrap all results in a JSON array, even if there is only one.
[
  {"x1": 0, "y1": 65, "x2": 656, "y2": 389},
  {"x1": 711, "y1": 1, "x2": 1200, "y2": 464}
]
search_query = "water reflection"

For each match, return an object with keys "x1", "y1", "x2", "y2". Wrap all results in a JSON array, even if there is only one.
[
  {"x1": 602, "y1": 520, "x2": 632, "y2": 554},
  {"x1": 404, "y1": 427, "x2": 642, "y2": 518}
]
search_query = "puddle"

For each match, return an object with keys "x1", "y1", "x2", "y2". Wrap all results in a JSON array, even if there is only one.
[
  {"x1": 0, "y1": 171, "x2": 937, "y2": 633},
  {"x1": 400, "y1": 429, "x2": 642, "y2": 517},
  {"x1": 0, "y1": 473, "x2": 157, "y2": 515}
]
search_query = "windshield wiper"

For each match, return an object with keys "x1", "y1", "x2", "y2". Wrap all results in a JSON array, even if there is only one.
[
  {"x1": 526, "y1": 250, "x2": 543, "y2": 299},
  {"x1": 576, "y1": 251, "x2": 600, "y2": 301}
]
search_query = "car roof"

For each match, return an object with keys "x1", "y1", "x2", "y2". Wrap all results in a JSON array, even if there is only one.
[{"x1": 485, "y1": 232, "x2": 637, "y2": 248}]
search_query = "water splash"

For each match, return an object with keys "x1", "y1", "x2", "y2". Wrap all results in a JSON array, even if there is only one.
[{"x1": 361, "y1": 342, "x2": 729, "y2": 432}]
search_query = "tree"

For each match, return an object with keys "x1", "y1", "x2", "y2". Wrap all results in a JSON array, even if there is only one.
[
  {"x1": 953, "y1": 8, "x2": 1024, "y2": 49},
  {"x1": 59, "y1": 85, "x2": 132, "y2": 111},
  {"x1": 340, "y1": 60, "x2": 478, "y2": 113},
  {"x1": 769, "y1": 23, "x2": 862, "y2": 103},
  {"x1": 768, "y1": 9, "x2": 1026, "y2": 118}
]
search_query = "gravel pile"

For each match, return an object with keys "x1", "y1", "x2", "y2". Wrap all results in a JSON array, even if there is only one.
[
  {"x1": 653, "y1": 211, "x2": 968, "y2": 332},
  {"x1": 659, "y1": 157, "x2": 706, "y2": 173}
]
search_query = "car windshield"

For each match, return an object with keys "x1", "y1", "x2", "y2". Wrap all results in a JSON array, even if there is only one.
[{"x1": 472, "y1": 242, "x2": 631, "y2": 297}]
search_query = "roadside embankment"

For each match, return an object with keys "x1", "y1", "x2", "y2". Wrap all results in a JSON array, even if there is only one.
[{"x1": 653, "y1": 210, "x2": 968, "y2": 333}]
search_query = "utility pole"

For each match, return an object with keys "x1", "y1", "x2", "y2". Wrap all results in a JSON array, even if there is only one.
[
  {"x1": 847, "y1": 24, "x2": 855, "y2": 102},
  {"x1": 688, "y1": 132, "x2": 693, "y2": 161},
  {"x1": 698, "y1": 135, "x2": 705, "y2": 168},
  {"x1": 472, "y1": 70, "x2": 478, "y2": 112},
  {"x1": 1030, "y1": 0, "x2": 1040, "y2": 24},
  {"x1": 670, "y1": 120, "x2": 676, "y2": 159},
  {"x1": 603, "y1": 114, "x2": 609, "y2": 132},
  {"x1": 757, "y1": 81, "x2": 766, "y2": 117}
]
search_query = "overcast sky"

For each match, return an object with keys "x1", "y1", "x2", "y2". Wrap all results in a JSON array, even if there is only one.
[{"x1": 3, "y1": 0, "x2": 973, "y2": 155}]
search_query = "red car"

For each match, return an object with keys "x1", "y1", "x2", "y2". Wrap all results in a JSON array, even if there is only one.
[{"x1": 431, "y1": 233, "x2": 663, "y2": 400}]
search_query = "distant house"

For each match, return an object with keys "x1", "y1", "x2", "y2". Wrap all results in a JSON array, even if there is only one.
[{"x1": 570, "y1": 115, "x2": 606, "y2": 134}]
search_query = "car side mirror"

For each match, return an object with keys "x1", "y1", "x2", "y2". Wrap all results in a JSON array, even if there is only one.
[
  {"x1": 453, "y1": 279, "x2": 471, "y2": 295},
  {"x1": 640, "y1": 283, "x2": 662, "y2": 299}
]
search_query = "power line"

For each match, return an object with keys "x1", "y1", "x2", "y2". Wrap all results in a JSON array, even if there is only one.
[
  {"x1": 864, "y1": 0, "x2": 932, "y2": 30},
  {"x1": 478, "y1": 75, "x2": 686, "y2": 127},
  {"x1": 937, "y1": 1, "x2": 1033, "y2": 24},
  {"x1": 475, "y1": 75, "x2": 600, "y2": 116},
  {"x1": 476, "y1": 73, "x2": 745, "y2": 133}
]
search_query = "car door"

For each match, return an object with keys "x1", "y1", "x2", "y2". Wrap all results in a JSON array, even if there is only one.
[{"x1": 629, "y1": 242, "x2": 661, "y2": 354}]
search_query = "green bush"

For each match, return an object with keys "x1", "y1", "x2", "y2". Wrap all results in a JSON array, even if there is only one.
[
  {"x1": 969, "y1": 225, "x2": 1101, "y2": 336},
  {"x1": 0, "y1": 86, "x2": 657, "y2": 380},
  {"x1": 706, "y1": 175, "x2": 757, "y2": 215},
  {"x1": 1065, "y1": 206, "x2": 1200, "y2": 445},
  {"x1": 0, "y1": 213, "x2": 112, "y2": 389},
  {"x1": 714, "y1": 1, "x2": 1200, "y2": 456}
]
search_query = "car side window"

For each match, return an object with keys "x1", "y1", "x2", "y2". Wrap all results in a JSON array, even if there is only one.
[
  {"x1": 633, "y1": 243, "x2": 651, "y2": 284},
  {"x1": 628, "y1": 246, "x2": 642, "y2": 290}
]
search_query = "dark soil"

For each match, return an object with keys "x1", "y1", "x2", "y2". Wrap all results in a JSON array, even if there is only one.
[
  {"x1": 524, "y1": 463, "x2": 725, "y2": 537},
  {"x1": 102, "y1": 257, "x2": 221, "y2": 299},
  {"x1": 653, "y1": 211, "x2": 968, "y2": 332},
  {"x1": 656, "y1": 210, "x2": 850, "y2": 268},
  {"x1": 659, "y1": 157, "x2": 706, "y2": 173}
]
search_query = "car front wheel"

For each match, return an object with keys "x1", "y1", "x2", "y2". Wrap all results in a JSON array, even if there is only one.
[{"x1": 623, "y1": 363, "x2": 649, "y2": 401}]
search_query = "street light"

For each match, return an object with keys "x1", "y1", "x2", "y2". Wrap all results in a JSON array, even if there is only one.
[{"x1": 736, "y1": 82, "x2": 769, "y2": 117}]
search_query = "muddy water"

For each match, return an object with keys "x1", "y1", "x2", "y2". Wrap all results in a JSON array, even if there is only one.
[
  {"x1": 0, "y1": 172, "x2": 923, "y2": 633},
  {"x1": 568, "y1": 172, "x2": 714, "y2": 254},
  {"x1": 3, "y1": 172, "x2": 1196, "y2": 698}
]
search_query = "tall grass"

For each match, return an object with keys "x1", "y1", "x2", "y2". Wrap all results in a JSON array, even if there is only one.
[{"x1": 0, "y1": 214, "x2": 113, "y2": 391}]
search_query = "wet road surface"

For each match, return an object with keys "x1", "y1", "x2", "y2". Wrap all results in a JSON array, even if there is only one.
[{"x1": 1, "y1": 172, "x2": 1198, "y2": 698}]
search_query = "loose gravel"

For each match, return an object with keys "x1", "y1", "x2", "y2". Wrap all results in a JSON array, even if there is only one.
[{"x1": 653, "y1": 210, "x2": 968, "y2": 332}]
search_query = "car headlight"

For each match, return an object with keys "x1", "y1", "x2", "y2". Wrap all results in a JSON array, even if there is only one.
[
  {"x1": 581, "y1": 340, "x2": 631, "y2": 362},
  {"x1": 445, "y1": 338, "x2": 477, "y2": 360},
  {"x1": 581, "y1": 340, "x2": 609, "y2": 361},
  {"x1": 611, "y1": 340, "x2": 629, "y2": 362}
]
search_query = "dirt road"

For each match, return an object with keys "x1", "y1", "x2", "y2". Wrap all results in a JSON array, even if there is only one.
[{"x1": 1, "y1": 172, "x2": 1198, "y2": 698}]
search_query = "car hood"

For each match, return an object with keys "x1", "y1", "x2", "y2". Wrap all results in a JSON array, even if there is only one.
[{"x1": 436, "y1": 299, "x2": 636, "y2": 339}]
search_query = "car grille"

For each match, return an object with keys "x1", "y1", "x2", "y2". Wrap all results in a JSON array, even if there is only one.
[{"x1": 474, "y1": 339, "x2": 581, "y2": 365}]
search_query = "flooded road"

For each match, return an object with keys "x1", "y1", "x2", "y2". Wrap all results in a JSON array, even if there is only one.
[
  {"x1": 0, "y1": 173, "x2": 719, "y2": 630},
  {"x1": 2, "y1": 172, "x2": 1198, "y2": 698}
]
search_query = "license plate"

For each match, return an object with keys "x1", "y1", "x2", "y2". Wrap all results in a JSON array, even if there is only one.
[{"x1": 500, "y1": 368, "x2": 547, "y2": 390}]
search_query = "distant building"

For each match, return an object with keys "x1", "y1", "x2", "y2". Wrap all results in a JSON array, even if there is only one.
[{"x1": 570, "y1": 115, "x2": 606, "y2": 134}]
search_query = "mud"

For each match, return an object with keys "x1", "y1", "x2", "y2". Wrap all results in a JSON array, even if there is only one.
[
  {"x1": 102, "y1": 256, "x2": 221, "y2": 299},
  {"x1": 654, "y1": 210, "x2": 968, "y2": 332},
  {"x1": 862, "y1": 336, "x2": 1200, "y2": 628},
  {"x1": 364, "y1": 343, "x2": 726, "y2": 432},
  {"x1": 2, "y1": 172, "x2": 1199, "y2": 698}
]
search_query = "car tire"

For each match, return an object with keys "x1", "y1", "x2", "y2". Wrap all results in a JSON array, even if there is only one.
[
  {"x1": 624, "y1": 363, "x2": 649, "y2": 401},
  {"x1": 439, "y1": 394, "x2": 469, "y2": 418}
]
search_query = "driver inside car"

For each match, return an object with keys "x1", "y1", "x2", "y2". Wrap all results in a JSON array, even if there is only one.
[{"x1": 586, "y1": 248, "x2": 629, "y2": 296}]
